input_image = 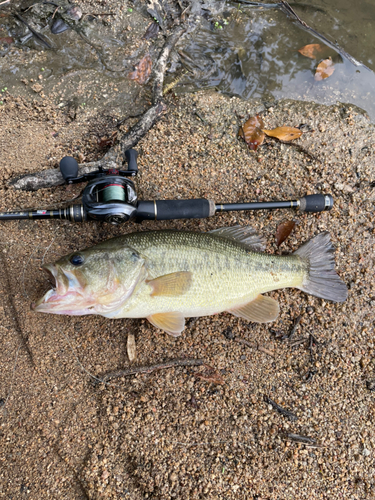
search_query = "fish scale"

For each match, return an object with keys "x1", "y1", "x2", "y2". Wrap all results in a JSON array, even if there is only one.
[{"x1": 94, "y1": 230, "x2": 308, "y2": 318}]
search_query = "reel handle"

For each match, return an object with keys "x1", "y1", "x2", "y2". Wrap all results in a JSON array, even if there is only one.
[
  {"x1": 125, "y1": 149, "x2": 138, "y2": 173},
  {"x1": 59, "y1": 156, "x2": 79, "y2": 183}
]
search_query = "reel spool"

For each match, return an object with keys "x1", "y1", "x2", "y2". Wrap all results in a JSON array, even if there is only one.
[
  {"x1": 82, "y1": 174, "x2": 138, "y2": 224},
  {"x1": 58, "y1": 151, "x2": 139, "y2": 224}
]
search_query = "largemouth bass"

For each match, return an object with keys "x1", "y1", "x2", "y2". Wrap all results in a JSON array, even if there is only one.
[{"x1": 32, "y1": 227, "x2": 347, "y2": 336}]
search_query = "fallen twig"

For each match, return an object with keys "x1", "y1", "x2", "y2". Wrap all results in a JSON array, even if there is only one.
[
  {"x1": 309, "y1": 333, "x2": 317, "y2": 364},
  {"x1": 100, "y1": 358, "x2": 204, "y2": 383},
  {"x1": 282, "y1": 314, "x2": 301, "y2": 340},
  {"x1": 13, "y1": 13, "x2": 52, "y2": 49},
  {"x1": 10, "y1": 24, "x2": 186, "y2": 191},
  {"x1": 258, "y1": 346, "x2": 275, "y2": 357},
  {"x1": 234, "y1": 337, "x2": 274, "y2": 357},
  {"x1": 288, "y1": 337, "x2": 308, "y2": 348},
  {"x1": 284, "y1": 433, "x2": 321, "y2": 447},
  {"x1": 233, "y1": 337, "x2": 257, "y2": 349},
  {"x1": 263, "y1": 395, "x2": 298, "y2": 421}
]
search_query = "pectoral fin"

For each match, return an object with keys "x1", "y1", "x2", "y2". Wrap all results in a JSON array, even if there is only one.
[
  {"x1": 228, "y1": 295, "x2": 279, "y2": 323},
  {"x1": 147, "y1": 312, "x2": 185, "y2": 336},
  {"x1": 148, "y1": 271, "x2": 192, "y2": 297}
]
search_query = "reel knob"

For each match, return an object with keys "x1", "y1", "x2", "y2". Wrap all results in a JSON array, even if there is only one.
[
  {"x1": 125, "y1": 149, "x2": 138, "y2": 173},
  {"x1": 60, "y1": 156, "x2": 79, "y2": 183}
]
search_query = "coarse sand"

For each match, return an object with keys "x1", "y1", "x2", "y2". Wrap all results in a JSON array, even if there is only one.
[{"x1": 0, "y1": 90, "x2": 374, "y2": 499}]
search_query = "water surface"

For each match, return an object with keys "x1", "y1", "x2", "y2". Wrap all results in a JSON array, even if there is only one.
[
  {"x1": 176, "y1": 0, "x2": 375, "y2": 119},
  {"x1": 0, "y1": 0, "x2": 374, "y2": 118}
]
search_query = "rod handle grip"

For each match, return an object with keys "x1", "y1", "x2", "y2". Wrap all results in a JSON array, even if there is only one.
[
  {"x1": 299, "y1": 194, "x2": 333, "y2": 213},
  {"x1": 136, "y1": 199, "x2": 215, "y2": 221}
]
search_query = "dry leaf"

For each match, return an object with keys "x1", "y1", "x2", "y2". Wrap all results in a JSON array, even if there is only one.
[
  {"x1": 0, "y1": 37, "x2": 13, "y2": 44},
  {"x1": 262, "y1": 126, "x2": 302, "y2": 142},
  {"x1": 127, "y1": 333, "x2": 136, "y2": 362},
  {"x1": 238, "y1": 115, "x2": 265, "y2": 151},
  {"x1": 315, "y1": 57, "x2": 335, "y2": 81},
  {"x1": 298, "y1": 43, "x2": 325, "y2": 59},
  {"x1": 194, "y1": 365, "x2": 224, "y2": 385},
  {"x1": 143, "y1": 21, "x2": 160, "y2": 40},
  {"x1": 129, "y1": 54, "x2": 152, "y2": 85},
  {"x1": 276, "y1": 221, "x2": 296, "y2": 247},
  {"x1": 98, "y1": 131, "x2": 117, "y2": 149}
]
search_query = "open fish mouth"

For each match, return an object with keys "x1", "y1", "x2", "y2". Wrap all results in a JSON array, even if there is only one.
[{"x1": 31, "y1": 264, "x2": 95, "y2": 315}]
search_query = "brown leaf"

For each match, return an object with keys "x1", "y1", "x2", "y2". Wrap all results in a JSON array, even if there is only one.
[
  {"x1": 276, "y1": 220, "x2": 296, "y2": 247},
  {"x1": 298, "y1": 43, "x2": 325, "y2": 59},
  {"x1": 97, "y1": 131, "x2": 117, "y2": 149},
  {"x1": 238, "y1": 115, "x2": 265, "y2": 151},
  {"x1": 0, "y1": 37, "x2": 14, "y2": 44},
  {"x1": 194, "y1": 365, "x2": 224, "y2": 385},
  {"x1": 262, "y1": 126, "x2": 302, "y2": 142},
  {"x1": 314, "y1": 57, "x2": 335, "y2": 81},
  {"x1": 129, "y1": 54, "x2": 152, "y2": 85}
]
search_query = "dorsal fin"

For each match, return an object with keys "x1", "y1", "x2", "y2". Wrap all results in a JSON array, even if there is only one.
[{"x1": 209, "y1": 226, "x2": 266, "y2": 252}]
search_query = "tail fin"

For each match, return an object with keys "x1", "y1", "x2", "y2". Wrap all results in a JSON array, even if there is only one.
[{"x1": 294, "y1": 232, "x2": 347, "y2": 302}]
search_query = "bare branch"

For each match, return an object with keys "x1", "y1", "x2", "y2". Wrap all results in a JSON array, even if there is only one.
[{"x1": 99, "y1": 357, "x2": 204, "y2": 383}]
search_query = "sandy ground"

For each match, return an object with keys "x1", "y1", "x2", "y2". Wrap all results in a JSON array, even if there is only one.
[{"x1": 0, "y1": 88, "x2": 375, "y2": 499}]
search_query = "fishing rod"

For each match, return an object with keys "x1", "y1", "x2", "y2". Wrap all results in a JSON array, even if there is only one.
[{"x1": 0, "y1": 149, "x2": 333, "y2": 225}]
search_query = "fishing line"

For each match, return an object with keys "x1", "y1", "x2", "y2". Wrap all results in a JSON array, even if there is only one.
[
  {"x1": 100, "y1": 183, "x2": 126, "y2": 203},
  {"x1": 42, "y1": 234, "x2": 57, "y2": 265}
]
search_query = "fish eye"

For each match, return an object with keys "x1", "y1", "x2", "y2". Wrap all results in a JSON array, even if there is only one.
[{"x1": 70, "y1": 254, "x2": 85, "y2": 266}]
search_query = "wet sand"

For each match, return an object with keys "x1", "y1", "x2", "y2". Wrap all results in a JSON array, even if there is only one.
[{"x1": 0, "y1": 88, "x2": 374, "y2": 499}]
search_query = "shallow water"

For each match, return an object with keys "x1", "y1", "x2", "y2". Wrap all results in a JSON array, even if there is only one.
[
  {"x1": 176, "y1": 0, "x2": 375, "y2": 119},
  {"x1": 0, "y1": 0, "x2": 374, "y2": 118}
]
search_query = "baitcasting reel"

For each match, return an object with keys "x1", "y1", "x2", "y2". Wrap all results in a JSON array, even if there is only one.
[
  {"x1": 0, "y1": 149, "x2": 334, "y2": 224},
  {"x1": 59, "y1": 149, "x2": 139, "y2": 224}
]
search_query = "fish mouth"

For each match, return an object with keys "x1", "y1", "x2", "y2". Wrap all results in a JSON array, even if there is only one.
[{"x1": 31, "y1": 264, "x2": 95, "y2": 315}]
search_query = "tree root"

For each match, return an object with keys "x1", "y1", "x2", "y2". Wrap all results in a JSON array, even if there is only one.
[{"x1": 10, "y1": 24, "x2": 186, "y2": 191}]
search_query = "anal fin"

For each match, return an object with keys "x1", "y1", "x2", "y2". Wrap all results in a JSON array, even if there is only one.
[
  {"x1": 147, "y1": 312, "x2": 185, "y2": 337},
  {"x1": 228, "y1": 294, "x2": 279, "y2": 323}
]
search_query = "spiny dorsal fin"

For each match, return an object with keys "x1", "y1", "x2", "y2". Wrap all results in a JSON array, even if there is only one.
[
  {"x1": 209, "y1": 226, "x2": 266, "y2": 252},
  {"x1": 147, "y1": 271, "x2": 192, "y2": 297},
  {"x1": 147, "y1": 312, "x2": 185, "y2": 336},
  {"x1": 228, "y1": 294, "x2": 279, "y2": 323}
]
